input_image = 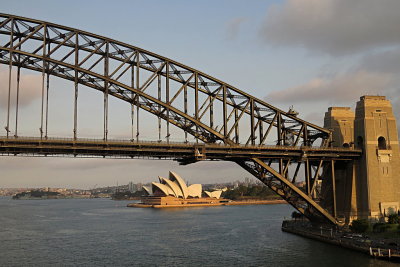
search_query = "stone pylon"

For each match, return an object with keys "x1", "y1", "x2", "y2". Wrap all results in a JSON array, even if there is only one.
[
  {"x1": 323, "y1": 96, "x2": 400, "y2": 223},
  {"x1": 322, "y1": 107, "x2": 356, "y2": 223},
  {"x1": 354, "y1": 96, "x2": 400, "y2": 220}
]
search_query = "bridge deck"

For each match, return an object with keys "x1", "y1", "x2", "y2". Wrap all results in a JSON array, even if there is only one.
[{"x1": 0, "y1": 136, "x2": 361, "y2": 162}]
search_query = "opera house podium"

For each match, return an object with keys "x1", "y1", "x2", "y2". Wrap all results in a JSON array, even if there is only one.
[{"x1": 128, "y1": 171, "x2": 227, "y2": 208}]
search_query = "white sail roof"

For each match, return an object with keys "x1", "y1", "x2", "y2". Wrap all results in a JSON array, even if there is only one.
[
  {"x1": 187, "y1": 184, "x2": 202, "y2": 198},
  {"x1": 152, "y1": 182, "x2": 175, "y2": 197},
  {"x1": 204, "y1": 190, "x2": 223, "y2": 199},
  {"x1": 159, "y1": 176, "x2": 183, "y2": 198},
  {"x1": 145, "y1": 171, "x2": 222, "y2": 200},
  {"x1": 169, "y1": 171, "x2": 189, "y2": 199},
  {"x1": 142, "y1": 186, "x2": 152, "y2": 195}
]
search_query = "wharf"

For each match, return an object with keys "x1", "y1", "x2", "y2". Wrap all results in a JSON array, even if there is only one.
[{"x1": 282, "y1": 220, "x2": 400, "y2": 262}]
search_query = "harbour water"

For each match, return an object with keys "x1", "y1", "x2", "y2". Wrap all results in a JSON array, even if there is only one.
[{"x1": 0, "y1": 197, "x2": 394, "y2": 266}]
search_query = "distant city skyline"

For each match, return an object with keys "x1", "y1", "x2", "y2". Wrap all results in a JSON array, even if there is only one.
[{"x1": 1, "y1": 0, "x2": 400, "y2": 188}]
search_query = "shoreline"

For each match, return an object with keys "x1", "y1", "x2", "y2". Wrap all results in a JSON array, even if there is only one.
[
  {"x1": 127, "y1": 199, "x2": 286, "y2": 208},
  {"x1": 282, "y1": 220, "x2": 400, "y2": 262}
]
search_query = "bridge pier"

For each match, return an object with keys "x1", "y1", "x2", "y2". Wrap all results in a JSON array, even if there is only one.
[{"x1": 323, "y1": 96, "x2": 400, "y2": 223}]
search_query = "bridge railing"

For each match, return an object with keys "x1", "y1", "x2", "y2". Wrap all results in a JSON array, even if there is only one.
[{"x1": 0, "y1": 135, "x2": 361, "y2": 152}]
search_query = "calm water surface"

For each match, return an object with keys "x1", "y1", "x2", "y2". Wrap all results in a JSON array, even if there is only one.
[{"x1": 0, "y1": 197, "x2": 394, "y2": 266}]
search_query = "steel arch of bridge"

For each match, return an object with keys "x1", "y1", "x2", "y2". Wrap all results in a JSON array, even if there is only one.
[{"x1": 0, "y1": 14, "x2": 358, "y2": 224}]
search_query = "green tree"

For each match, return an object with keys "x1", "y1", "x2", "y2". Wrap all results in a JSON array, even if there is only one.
[
  {"x1": 350, "y1": 219, "x2": 369, "y2": 233},
  {"x1": 388, "y1": 214, "x2": 399, "y2": 224},
  {"x1": 291, "y1": 211, "x2": 302, "y2": 220},
  {"x1": 221, "y1": 184, "x2": 278, "y2": 200},
  {"x1": 373, "y1": 223, "x2": 390, "y2": 233}
]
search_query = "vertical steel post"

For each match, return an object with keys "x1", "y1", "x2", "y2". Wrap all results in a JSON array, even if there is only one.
[
  {"x1": 194, "y1": 72, "x2": 199, "y2": 143},
  {"x1": 6, "y1": 18, "x2": 14, "y2": 138},
  {"x1": 73, "y1": 32, "x2": 79, "y2": 140},
  {"x1": 303, "y1": 123, "x2": 308, "y2": 146},
  {"x1": 14, "y1": 36, "x2": 21, "y2": 138},
  {"x1": 166, "y1": 62, "x2": 170, "y2": 142},
  {"x1": 259, "y1": 120, "x2": 263, "y2": 146},
  {"x1": 250, "y1": 98, "x2": 255, "y2": 145},
  {"x1": 234, "y1": 108, "x2": 239, "y2": 143},
  {"x1": 210, "y1": 99, "x2": 214, "y2": 129},
  {"x1": 131, "y1": 62, "x2": 135, "y2": 141},
  {"x1": 282, "y1": 127, "x2": 286, "y2": 146},
  {"x1": 158, "y1": 72, "x2": 161, "y2": 141},
  {"x1": 331, "y1": 160, "x2": 337, "y2": 218},
  {"x1": 135, "y1": 52, "x2": 140, "y2": 142},
  {"x1": 291, "y1": 162, "x2": 301, "y2": 184},
  {"x1": 14, "y1": 63, "x2": 20, "y2": 137},
  {"x1": 45, "y1": 39, "x2": 50, "y2": 138},
  {"x1": 223, "y1": 85, "x2": 227, "y2": 141},
  {"x1": 184, "y1": 84, "x2": 188, "y2": 142},
  {"x1": 40, "y1": 24, "x2": 47, "y2": 139},
  {"x1": 305, "y1": 159, "x2": 310, "y2": 195},
  {"x1": 103, "y1": 41, "x2": 109, "y2": 141},
  {"x1": 277, "y1": 112, "x2": 282, "y2": 145}
]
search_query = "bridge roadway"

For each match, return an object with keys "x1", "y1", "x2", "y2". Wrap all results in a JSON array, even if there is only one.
[{"x1": 0, "y1": 136, "x2": 361, "y2": 163}]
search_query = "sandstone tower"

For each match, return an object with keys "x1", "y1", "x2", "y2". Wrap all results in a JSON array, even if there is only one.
[
  {"x1": 324, "y1": 96, "x2": 400, "y2": 222},
  {"x1": 323, "y1": 107, "x2": 356, "y2": 222},
  {"x1": 354, "y1": 96, "x2": 400, "y2": 219}
]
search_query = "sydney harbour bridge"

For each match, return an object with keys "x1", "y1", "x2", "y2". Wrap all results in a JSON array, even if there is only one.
[{"x1": 0, "y1": 14, "x2": 362, "y2": 225}]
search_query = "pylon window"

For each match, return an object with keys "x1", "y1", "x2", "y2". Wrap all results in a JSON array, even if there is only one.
[{"x1": 378, "y1": 136, "x2": 387, "y2": 150}]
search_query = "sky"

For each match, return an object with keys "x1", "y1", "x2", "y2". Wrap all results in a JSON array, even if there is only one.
[{"x1": 1, "y1": 0, "x2": 400, "y2": 189}]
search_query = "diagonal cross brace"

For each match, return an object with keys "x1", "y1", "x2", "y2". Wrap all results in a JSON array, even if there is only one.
[{"x1": 247, "y1": 158, "x2": 338, "y2": 225}]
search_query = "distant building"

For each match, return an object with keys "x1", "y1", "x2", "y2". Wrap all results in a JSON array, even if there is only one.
[
  {"x1": 136, "y1": 183, "x2": 143, "y2": 191},
  {"x1": 128, "y1": 182, "x2": 137, "y2": 193}
]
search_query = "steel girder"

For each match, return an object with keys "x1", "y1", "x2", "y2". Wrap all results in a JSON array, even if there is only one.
[
  {"x1": 0, "y1": 136, "x2": 361, "y2": 161},
  {"x1": 237, "y1": 158, "x2": 338, "y2": 224},
  {"x1": 0, "y1": 14, "x2": 348, "y2": 224},
  {"x1": 0, "y1": 13, "x2": 330, "y2": 145}
]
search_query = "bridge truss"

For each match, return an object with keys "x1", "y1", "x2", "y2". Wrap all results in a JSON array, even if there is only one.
[{"x1": 0, "y1": 14, "x2": 361, "y2": 224}]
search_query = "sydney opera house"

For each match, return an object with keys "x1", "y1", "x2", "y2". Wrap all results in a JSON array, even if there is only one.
[{"x1": 132, "y1": 171, "x2": 227, "y2": 207}]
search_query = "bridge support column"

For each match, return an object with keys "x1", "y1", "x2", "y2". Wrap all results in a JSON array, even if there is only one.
[
  {"x1": 354, "y1": 96, "x2": 400, "y2": 221},
  {"x1": 324, "y1": 96, "x2": 400, "y2": 223},
  {"x1": 322, "y1": 107, "x2": 357, "y2": 224}
]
